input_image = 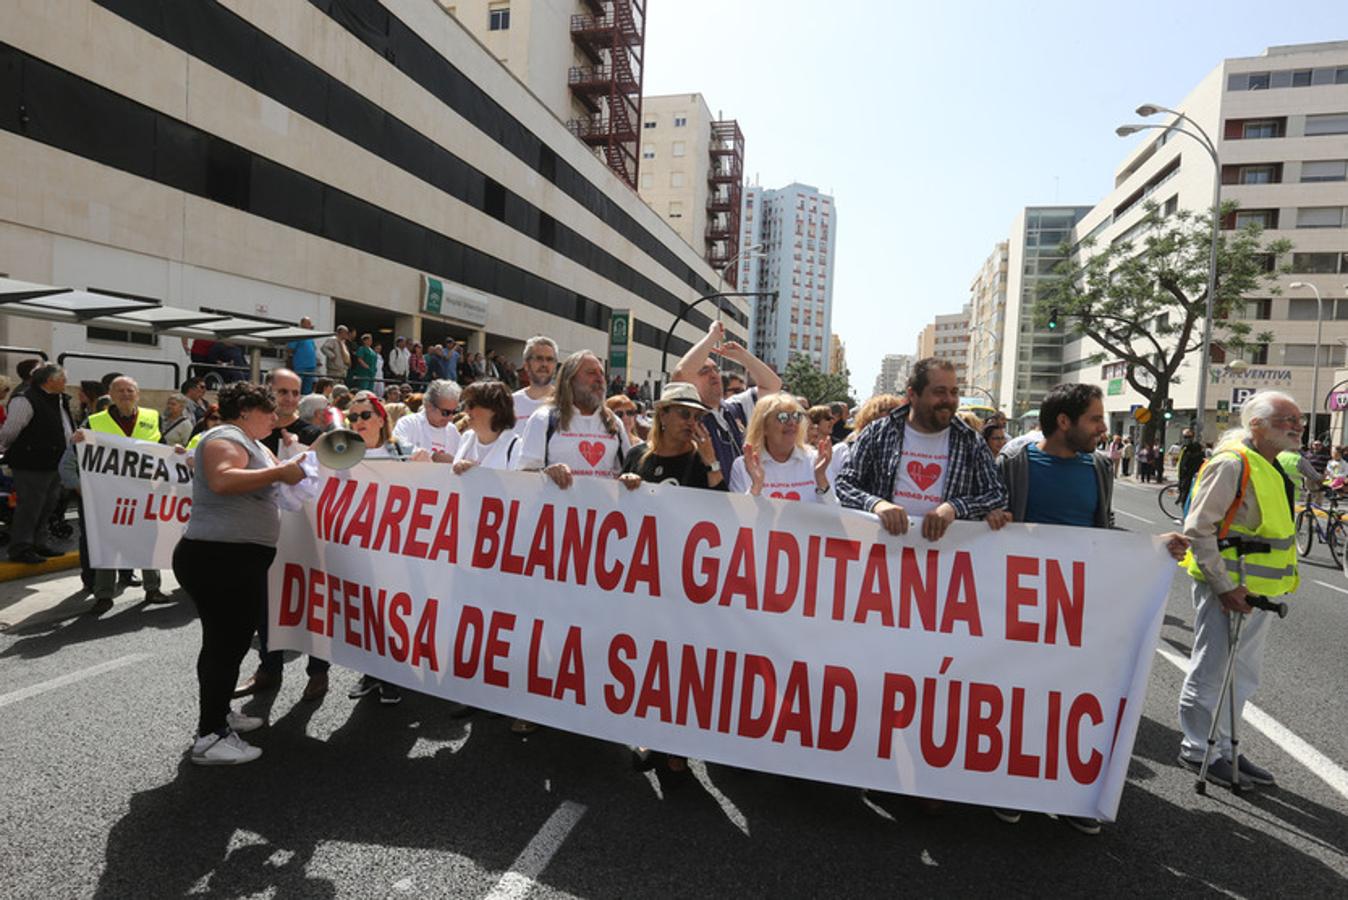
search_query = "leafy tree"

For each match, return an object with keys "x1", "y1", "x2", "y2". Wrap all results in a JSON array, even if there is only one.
[
  {"x1": 781, "y1": 353, "x2": 855, "y2": 406},
  {"x1": 1039, "y1": 201, "x2": 1287, "y2": 443}
]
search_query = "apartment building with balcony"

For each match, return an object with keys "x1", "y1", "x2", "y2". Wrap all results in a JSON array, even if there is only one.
[
  {"x1": 966, "y1": 240, "x2": 1009, "y2": 407},
  {"x1": 1059, "y1": 40, "x2": 1348, "y2": 439},
  {"x1": 916, "y1": 304, "x2": 971, "y2": 387}
]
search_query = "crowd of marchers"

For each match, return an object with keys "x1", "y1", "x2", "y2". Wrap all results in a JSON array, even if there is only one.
[{"x1": 0, "y1": 320, "x2": 1310, "y2": 838}]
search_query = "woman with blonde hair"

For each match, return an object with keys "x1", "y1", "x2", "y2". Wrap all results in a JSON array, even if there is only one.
[
  {"x1": 605, "y1": 393, "x2": 643, "y2": 455},
  {"x1": 729, "y1": 394, "x2": 835, "y2": 503},
  {"x1": 805, "y1": 405, "x2": 833, "y2": 445}
]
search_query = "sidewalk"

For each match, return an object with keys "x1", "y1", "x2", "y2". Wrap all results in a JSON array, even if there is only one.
[{"x1": 0, "y1": 567, "x2": 183, "y2": 633}]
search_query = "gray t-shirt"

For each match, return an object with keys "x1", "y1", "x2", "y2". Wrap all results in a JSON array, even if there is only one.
[{"x1": 185, "y1": 424, "x2": 281, "y2": 546}]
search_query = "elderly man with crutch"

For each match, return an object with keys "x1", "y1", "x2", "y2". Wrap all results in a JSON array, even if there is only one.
[{"x1": 1177, "y1": 390, "x2": 1301, "y2": 790}]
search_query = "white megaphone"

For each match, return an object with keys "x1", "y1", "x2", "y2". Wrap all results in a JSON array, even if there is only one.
[{"x1": 312, "y1": 408, "x2": 366, "y2": 470}]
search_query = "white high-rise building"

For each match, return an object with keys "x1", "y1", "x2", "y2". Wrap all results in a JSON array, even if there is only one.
[
  {"x1": 738, "y1": 183, "x2": 838, "y2": 373},
  {"x1": 874, "y1": 353, "x2": 915, "y2": 397}
]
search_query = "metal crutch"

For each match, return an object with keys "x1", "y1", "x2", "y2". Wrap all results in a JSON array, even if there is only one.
[{"x1": 1195, "y1": 538, "x2": 1288, "y2": 796}]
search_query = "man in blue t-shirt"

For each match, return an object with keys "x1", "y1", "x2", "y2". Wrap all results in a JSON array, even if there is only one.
[
  {"x1": 996, "y1": 382, "x2": 1189, "y2": 836},
  {"x1": 286, "y1": 316, "x2": 319, "y2": 393}
]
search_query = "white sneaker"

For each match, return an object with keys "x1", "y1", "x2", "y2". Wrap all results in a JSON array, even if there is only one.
[
  {"x1": 191, "y1": 731, "x2": 263, "y2": 766},
  {"x1": 226, "y1": 708, "x2": 264, "y2": 733}
]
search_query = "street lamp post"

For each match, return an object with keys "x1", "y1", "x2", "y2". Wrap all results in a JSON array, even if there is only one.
[
  {"x1": 1289, "y1": 281, "x2": 1325, "y2": 441},
  {"x1": 1117, "y1": 103, "x2": 1222, "y2": 442},
  {"x1": 658, "y1": 290, "x2": 779, "y2": 390}
]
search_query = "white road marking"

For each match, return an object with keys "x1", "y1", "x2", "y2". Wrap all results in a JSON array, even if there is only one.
[
  {"x1": 0, "y1": 653, "x2": 151, "y2": 710},
  {"x1": 483, "y1": 801, "x2": 586, "y2": 900},
  {"x1": 1115, "y1": 508, "x2": 1158, "y2": 525},
  {"x1": 1313, "y1": 579, "x2": 1348, "y2": 596},
  {"x1": 1154, "y1": 646, "x2": 1348, "y2": 801},
  {"x1": 691, "y1": 760, "x2": 751, "y2": 836}
]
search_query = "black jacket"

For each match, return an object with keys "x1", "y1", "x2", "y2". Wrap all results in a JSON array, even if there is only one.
[{"x1": 5, "y1": 385, "x2": 73, "y2": 471}]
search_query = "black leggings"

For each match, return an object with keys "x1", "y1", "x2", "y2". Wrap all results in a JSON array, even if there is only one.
[{"x1": 174, "y1": 538, "x2": 277, "y2": 736}]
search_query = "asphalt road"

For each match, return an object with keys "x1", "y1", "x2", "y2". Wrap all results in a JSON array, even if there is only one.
[{"x1": 2, "y1": 481, "x2": 1346, "y2": 898}]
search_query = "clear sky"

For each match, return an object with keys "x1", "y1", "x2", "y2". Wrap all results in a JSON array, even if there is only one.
[{"x1": 641, "y1": 0, "x2": 1346, "y2": 398}]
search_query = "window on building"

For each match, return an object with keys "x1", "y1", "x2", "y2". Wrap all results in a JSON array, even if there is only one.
[
  {"x1": 1291, "y1": 252, "x2": 1342, "y2": 274},
  {"x1": 1302, "y1": 160, "x2": 1348, "y2": 182},
  {"x1": 1306, "y1": 113, "x2": 1348, "y2": 136},
  {"x1": 1164, "y1": 195, "x2": 1179, "y2": 216},
  {"x1": 672, "y1": 141, "x2": 686, "y2": 157},
  {"x1": 670, "y1": 172, "x2": 685, "y2": 188},
  {"x1": 87, "y1": 326, "x2": 158, "y2": 347},
  {"x1": 642, "y1": 143, "x2": 655, "y2": 159},
  {"x1": 488, "y1": 5, "x2": 510, "y2": 30},
  {"x1": 639, "y1": 173, "x2": 652, "y2": 189},
  {"x1": 1233, "y1": 209, "x2": 1277, "y2": 229},
  {"x1": 1241, "y1": 120, "x2": 1281, "y2": 139},
  {"x1": 1239, "y1": 164, "x2": 1278, "y2": 184},
  {"x1": 1247, "y1": 72, "x2": 1270, "y2": 90},
  {"x1": 1339, "y1": 68, "x2": 1348, "y2": 85},
  {"x1": 1296, "y1": 206, "x2": 1344, "y2": 229},
  {"x1": 668, "y1": 201, "x2": 683, "y2": 219},
  {"x1": 674, "y1": 116, "x2": 687, "y2": 127},
  {"x1": 1292, "y1": 69, "x2": 1314, "y2": 87},
  {"x1": 643, "y1": 119, "x2": 657, "y2": 129},
  {"x1": 1284, "y1": 343, "x2": 1346, "y2": 366}
]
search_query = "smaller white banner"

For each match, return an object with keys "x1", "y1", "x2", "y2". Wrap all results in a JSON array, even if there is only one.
[{"x1": 76, "y1": 429, "x2": 193, "y2": 569}]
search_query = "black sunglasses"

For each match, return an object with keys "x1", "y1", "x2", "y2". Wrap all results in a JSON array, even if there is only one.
[{"x1": 348, "y1": 410, "x2": 378, "y2": 422}]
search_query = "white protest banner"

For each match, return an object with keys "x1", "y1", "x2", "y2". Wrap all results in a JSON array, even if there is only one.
[
  {"x1": 77, "y1": 429, "x2": 193, "y2": 569},
  {"x1": 268, "y1": 462, "x2": 1176, "y2": 821}
]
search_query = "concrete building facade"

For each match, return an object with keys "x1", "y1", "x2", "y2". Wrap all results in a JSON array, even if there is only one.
[
  {"x1": 738, "y1": 183, "x2": 838, "y2": 373},
  {"x1": 0, "y1": 0, "x2": 745, "y2": 390},
  {"x1": 828, "y1": 334, "x2": 847, "y2": 379},
  {"x1": 873, "y1": 352, "x2": 915, "y2": 397},
  {"x1": 966, "y1": 240, "x2": 1009, "y2": 408},
  {"x1": 916, "y1": 304, "x2": 971, "y2": 386},
  {"x1": 1059, "y1": 40, "x2": 1348, "y2": 441}
]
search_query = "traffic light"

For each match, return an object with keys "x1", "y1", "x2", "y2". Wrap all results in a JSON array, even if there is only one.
[
  {"x1": 1163, "y1": 399, "x2": 1174, "y2": 421},
  {"x1": 1047, "y1": 307, "x2": 1060, "y2": 331}
]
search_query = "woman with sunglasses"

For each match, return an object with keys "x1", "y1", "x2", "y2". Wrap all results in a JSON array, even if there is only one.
[
  {"x1": 616, "y1": 382, "x2": 723, "y2": 777},
  {"x1": 729, "y1": 394, "x2": 836, "y2": 503},
  {"x1": 343, "y1": 391, "x2": 429, "y2": 705},
  {"x1": 605, "y1": 394, "x2": 644, "y2": 456}
]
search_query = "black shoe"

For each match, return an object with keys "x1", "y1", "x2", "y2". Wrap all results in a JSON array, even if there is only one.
[
  {"x1": 143, "y1": 589, "x2": 173, "y2": 604},
  {"x1": 34, "y1": 546, "x2": 63, "y2": 558},
  {"x1": 118, "y1": 574, "x2": 142, "y2": 587},
  {"x1": 89, "y1": 597, "x2": 114, "y2": 616},
  {"x1": 10, "y1": 549, "x2": 45, "y2": 564},
  {"x1": 378, "y1": 683, "x2": 402, "y2": 705},
  {"x1": 992, "y1": 808, "x2": 1022, "y2": 824},
  {"x1": 1062, "y1": 815, "x2": 1102, "y2": 835}
]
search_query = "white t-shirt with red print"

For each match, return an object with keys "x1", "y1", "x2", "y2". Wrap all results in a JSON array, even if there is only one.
[
  {"x1": 517, "y1": 407, "x2": 631, "y2": 479},
  {"x1": 892, "y1": 425, "x2": 950, "y2": 516},
  {"x1": 728, "y1": 446, "x2": 838, "y2": 505}
]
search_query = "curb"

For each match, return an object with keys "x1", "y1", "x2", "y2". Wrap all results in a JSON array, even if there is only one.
[{"x1": 0, "y1": 552, "x2": 81, "y2": 583}]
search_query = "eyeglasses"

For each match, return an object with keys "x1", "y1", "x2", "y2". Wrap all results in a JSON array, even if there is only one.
[
  {"x1": 528, "y1": 355, "x2": 557, "y2": 365},
  {"x1": 348, "y1": 410, "x2": 378, "y2": 422},
  {"x1": 435, "y1": 406, "x2": 455, "y2": 416},
  {"x1": 665, "y1": 407, "x2": 697, "y2": 421},
  {"x1": 1264, "y1": 415, "x2": 1302, "y2": 426},
  {"x1": 615, "y1": 409, "x2": 636, "y2": 418},
  {"x1": 773, "y1": 411, "x2": 804, "y2": 424}
]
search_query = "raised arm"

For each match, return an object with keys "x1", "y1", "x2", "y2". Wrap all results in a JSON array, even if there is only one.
[{"x1": 671, "y1": 321, "x2": 725, "y2": 384}]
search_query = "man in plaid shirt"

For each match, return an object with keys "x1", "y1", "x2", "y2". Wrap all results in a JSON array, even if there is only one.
[{"x1": 837, "y1": 358, "x2": 1010, "y2": 538}]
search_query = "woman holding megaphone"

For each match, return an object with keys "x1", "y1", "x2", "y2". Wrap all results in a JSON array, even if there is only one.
[{"x1": 173, "y1": 382, "x2": 306, "y2": 766}]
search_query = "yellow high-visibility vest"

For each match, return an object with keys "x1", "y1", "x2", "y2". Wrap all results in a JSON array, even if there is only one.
[
  {"x1": 88, "y1": 407, "x2": 161, "y2": 444},
  {"x1": 1183, "y1": 445, "x2": 1298, "y2": 597}
]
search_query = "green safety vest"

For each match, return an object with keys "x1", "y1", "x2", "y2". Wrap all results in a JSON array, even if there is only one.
[
  {"x1": 1183, "y1": 445, "x2": 1298, "y2": 597},
  {"x1": 88, "y1": 407, "x2": 161, "y2": 444},
  {"x1": 1276, "y1": 450, "x2": 1304, "y2": 488}
]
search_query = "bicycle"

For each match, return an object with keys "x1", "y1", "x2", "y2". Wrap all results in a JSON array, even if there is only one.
[
  {"x1": 1295, "y1": 489, "x2": 1346, "y2": 567},
  {"x1": 1157, "y1": 480, "x2": 1184, "y2": 523}
]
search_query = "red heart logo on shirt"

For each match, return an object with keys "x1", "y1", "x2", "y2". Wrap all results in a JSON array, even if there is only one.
[
  {"x1": 907, "y1": 461, "x2": 942, "y2": 492},
  {"x1": 578, "y1": 440, "x2": 607, "y2": 467},
  {"x1": 769, "y1": 491, "x2": 802, "y2": 501}
]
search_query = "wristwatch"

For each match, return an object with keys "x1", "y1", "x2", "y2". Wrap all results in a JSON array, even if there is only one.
[
  {"x1": 706, "y1": 460, "x2": 721, "y2": 473},
  {"x1": 815, "y1": 481, "x2": 831, "y2": 494}
]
